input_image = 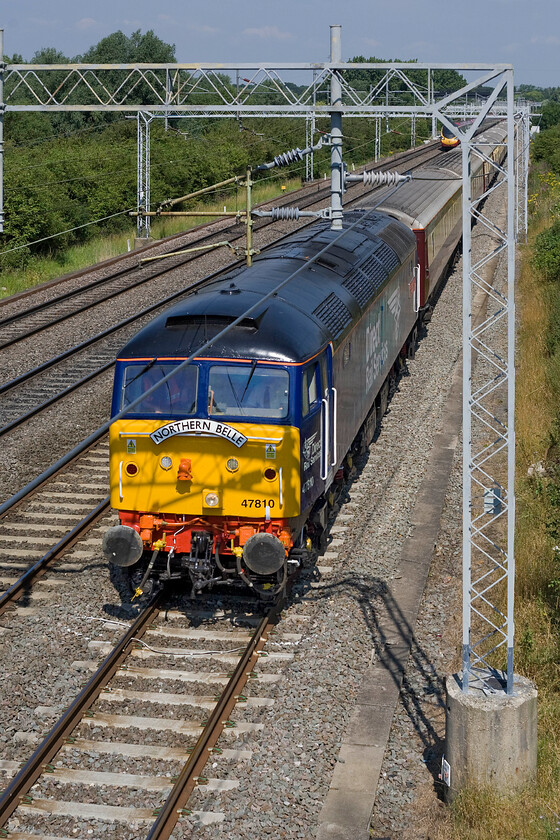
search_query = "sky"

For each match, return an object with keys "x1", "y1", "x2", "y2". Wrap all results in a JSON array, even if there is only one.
[{"x1": 2, "y1": 0, "x2": 559, "y2": 89}]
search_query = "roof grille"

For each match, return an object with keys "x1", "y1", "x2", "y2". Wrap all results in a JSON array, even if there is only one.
[
  {"x1": 377, "y1": 224, "x2": 414, "y2": 261},
  {"x1": 359, "y1": 254, "x2": 392, "y2": 289},
  {"x1": 312, "y1": 293, "x2": 353, "y2": 337},
  {"x1": 372, "y1": 241, "x2": 400, "y2": 272},
  {"x1": 342, "y1": 270, "x2": 373, "y2": 307}
]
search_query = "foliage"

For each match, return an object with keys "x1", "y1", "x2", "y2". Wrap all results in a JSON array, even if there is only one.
[
  {"x1": 0, "y1": 34, "x2": 435, "y2": 272},
  {"x1": 517, "y1": 83, "x2": 560, "y2": 102},
  {"x1": 533, "y1": 220, "x2": 560, "y2": 283},
  {"x1": 540, "y1": 102, "x2": 560, "y2": 131},
  {"x1": 77, "y1": 29, "x2": 175, "y2": 63},
  {"x1": 344, "y1": 55, "x2": 466, "y2": 99},
  {"x1": 532, "y1": 126, "x2": 560, "y2": 170}
]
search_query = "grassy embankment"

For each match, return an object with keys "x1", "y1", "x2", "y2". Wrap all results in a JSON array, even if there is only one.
[
  {"x1": 434, "y1": 163, "x2": 560, "y2": 840},
  {"x1": 0, "y1": 176, "x2": 301, "y2": 299}
]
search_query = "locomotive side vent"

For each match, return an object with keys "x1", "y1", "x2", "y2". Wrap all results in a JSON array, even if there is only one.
[{"x1": 312, "y1": 293, "x2": 353, "y2": 337}]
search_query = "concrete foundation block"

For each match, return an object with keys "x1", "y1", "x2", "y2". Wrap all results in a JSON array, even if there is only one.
[
  {"x1": 444, "y1": 671, "x2": 537, "y2": 800},
  {"x1": 134, "y1": 236, "x2": 154, "y2": 249}
]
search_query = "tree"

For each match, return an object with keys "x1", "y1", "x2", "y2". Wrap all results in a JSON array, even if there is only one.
[
  {"x1": 541, "y1": 102, "x2": 560, "y2": 131},
  {"x1": 343, "y1": 56, "x2": 466, "y2": 101},
  {"x1": 532, "y1": 124, "x2": 560, "y2": 169},
  {"x1": 32, "y1": 47, "x2": 70, "y2": 64},
  {"x1": 77, "y1": 29, "x2": 175, "y2": 63},
  {"x1": 73, "y1": 30, "x2": 176, "y2": 111}
]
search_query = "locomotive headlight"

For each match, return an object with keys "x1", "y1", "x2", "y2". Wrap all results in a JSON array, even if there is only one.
[
  {"x1": 160, "y1": 456, "x2": 173, "y2": 471},
  {"x1": 204, "y1": 491, "x2": 220, "y2": 507},
  {"x1": 226, "y1": 458, "x2": 239, "y2": 473}
]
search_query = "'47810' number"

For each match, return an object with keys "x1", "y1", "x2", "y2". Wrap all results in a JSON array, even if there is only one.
[{"x1": 241, "y1": 499, "x2": 275, "y2": 508}]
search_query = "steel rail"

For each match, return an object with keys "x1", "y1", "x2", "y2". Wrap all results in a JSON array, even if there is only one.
[
  {"x1": 0, "y1": 497, "x2": 110, "y2": 618},
  {"x1": 0, "y1": 593, "x2": 163, "y2": 829},
  {"x1": 0, "y1": 429, "x2": 108, "y2": 519},
  {"x1": 0, "y1": 362, "x2": 115, "y2": 437}
]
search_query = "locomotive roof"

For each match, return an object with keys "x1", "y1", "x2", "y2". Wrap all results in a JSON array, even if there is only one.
[{"x1": 118, "y1": 211, "x2": 415, "y2": 365}]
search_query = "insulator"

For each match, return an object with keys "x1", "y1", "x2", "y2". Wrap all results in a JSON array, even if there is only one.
[
  {"x1": 273, "y1": 148, "x2": 305, "y2": 168},
  {"x1": 269, "y1": 207, "x2": 302, "y2": 221},
  {"x1": 360, "y1": 170, "x2": 411, "y2": 186}
]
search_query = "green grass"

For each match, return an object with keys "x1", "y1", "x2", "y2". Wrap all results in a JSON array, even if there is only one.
[{"x1": 0, "y1": 176, "x2": 302, "y2": 299}]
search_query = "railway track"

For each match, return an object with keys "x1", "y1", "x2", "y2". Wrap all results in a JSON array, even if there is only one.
[
  {"x1": 0, "y1": 437, "x2": 110, "y2": 618},
  {"x1": 0, "y1": 593, "x2": 298, "y2": 838}
]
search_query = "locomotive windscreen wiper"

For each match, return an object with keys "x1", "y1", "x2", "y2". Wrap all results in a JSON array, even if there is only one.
[
  {"x1": 124, "y1": 358, "x2": 156, "y2": 389},
  {"x1": 239, "y1": 359, "x2": 258, "y2": 403}
]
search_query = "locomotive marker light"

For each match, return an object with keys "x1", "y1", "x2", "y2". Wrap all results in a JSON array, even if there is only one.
[{"x1": 203, "y1": 491, "x2": 220, "y2": 508}]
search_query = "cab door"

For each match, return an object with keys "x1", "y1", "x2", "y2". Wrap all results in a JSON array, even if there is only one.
[{"x1": 319, "y1": 346, "x2": 337, "y2": 487}]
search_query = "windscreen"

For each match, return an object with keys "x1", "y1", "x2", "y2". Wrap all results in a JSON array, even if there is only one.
[
  {"x1": 208, "y1": 364, "x2": 289, "y2": 418},
  {"x1": 121, "y1": 362, "x2": 198, "y2": 415}
]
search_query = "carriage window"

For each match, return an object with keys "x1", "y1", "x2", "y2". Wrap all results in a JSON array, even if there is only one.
[
  {"x1": 302, "y1": 363, "x2": 321, "y2": 417},
  {"x1": 121, "y1": 363, "x2": 198, "y2": 415},
  {"x1": 208, "y1": 365, "x2": 289, "y2": 418}
]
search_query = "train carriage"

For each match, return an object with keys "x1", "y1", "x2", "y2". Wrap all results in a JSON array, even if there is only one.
[{"x1": 371, "y1": 122, "x2": 507, "y2": 307}]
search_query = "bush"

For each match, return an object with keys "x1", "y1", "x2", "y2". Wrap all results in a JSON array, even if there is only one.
[{"x1": 533, "y1": 220, "x2": 560, "y2": 283}]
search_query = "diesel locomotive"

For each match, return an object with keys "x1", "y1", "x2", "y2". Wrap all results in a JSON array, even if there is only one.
[{"x1": 102, "y1": 122, "x2": 507, "y2": 598}]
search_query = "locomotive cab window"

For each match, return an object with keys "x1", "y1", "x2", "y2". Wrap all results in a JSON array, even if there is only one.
[
  {"x1": 302, "y1": 362, "x2": 321, "y2": 417},
  {"x1": 208, "y1": 364, "x2": 289, "y2": 419},
  {"x1": 121, "y1": 362, "x2": 198, "y2": 416}
]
